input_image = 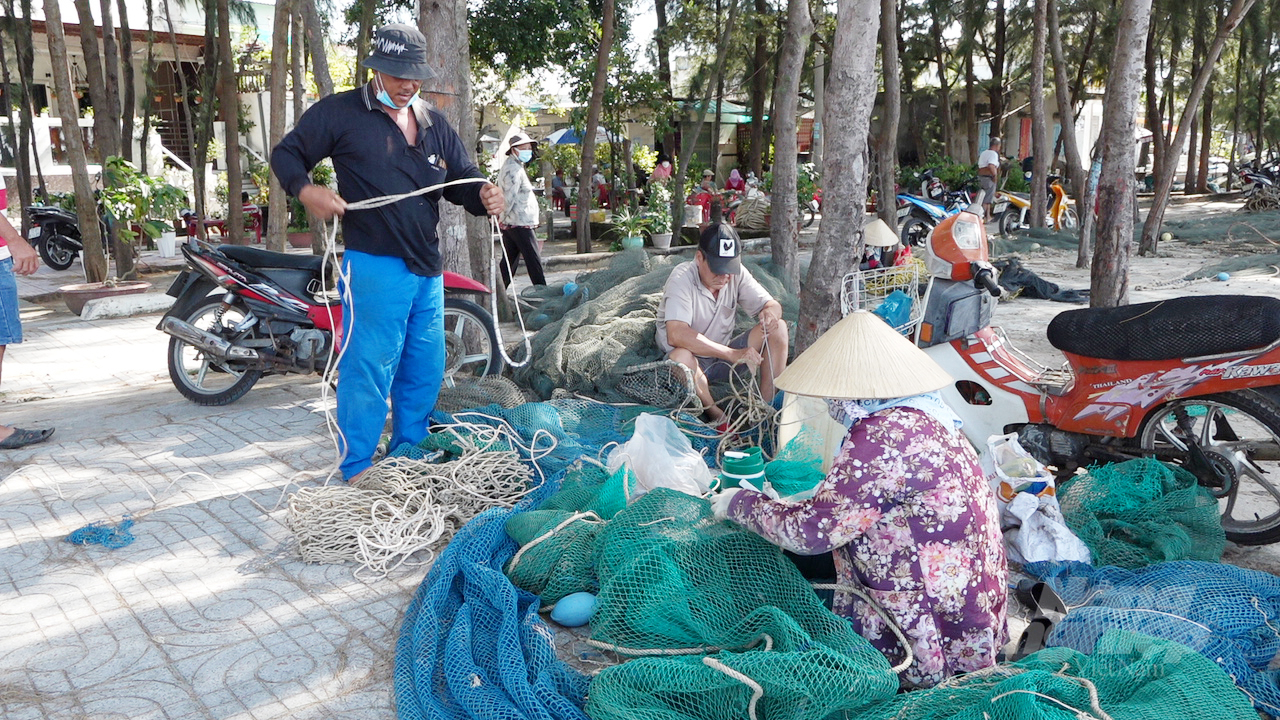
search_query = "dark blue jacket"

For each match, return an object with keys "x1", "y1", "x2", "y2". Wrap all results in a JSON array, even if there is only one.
[{"x1": 270, "y1": 82, "x2": 487, "y2": 276}]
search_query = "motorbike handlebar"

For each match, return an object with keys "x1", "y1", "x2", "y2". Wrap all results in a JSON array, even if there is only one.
[{"x1": 975, "y1": 268, "x2": 1002, "y2": 297}]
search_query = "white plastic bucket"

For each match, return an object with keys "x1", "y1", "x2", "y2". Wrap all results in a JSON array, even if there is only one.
[{"x1": 157, "y1": 231, "x2": 177, "y2": 258}]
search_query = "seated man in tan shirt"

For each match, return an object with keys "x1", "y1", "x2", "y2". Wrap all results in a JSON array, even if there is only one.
[{"x1": 656, "y1": 224, "x2": 789, "y2": 423}]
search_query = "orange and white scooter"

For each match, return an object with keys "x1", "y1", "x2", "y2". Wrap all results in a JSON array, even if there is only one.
[{"x1": 912, "y1": 197, "x2": 1280, "y2": 545}]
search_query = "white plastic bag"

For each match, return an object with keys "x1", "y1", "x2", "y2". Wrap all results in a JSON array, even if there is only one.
[
  {"x1": 606, "y1": 413, "x2": 715, "y2": 500},
  {"x1": 1003, "y1": 493, "x2": 1092, "y2": 565},
  {"x1": 980, "y1": 432, "x2": 1059, "y2": 526}
]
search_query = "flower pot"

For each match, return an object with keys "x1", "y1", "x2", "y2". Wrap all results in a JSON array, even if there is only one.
[
  {"x1": 650, "y1": 232, "x2": 673, "y2": 250},
  {"x1": 157, "y1": 230, "x2": 178, "y2": 258},
  {"x1": 620, "y1": 235, "x2": 645, "y2": 251},
  {"x1": 287, "y1": 231, "x2": 313, "y2": 249},
  {"x1": 60, "y1": 281, "x2": 151, "y2": 316}
]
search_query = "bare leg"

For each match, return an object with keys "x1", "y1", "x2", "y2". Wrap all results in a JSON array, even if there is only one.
[
  {"x1": 668, "y1": 348, "x2": 724, "y2": 421},
  {"x1": 746, "y1": 321, "x2": 789, "y2": 402}
]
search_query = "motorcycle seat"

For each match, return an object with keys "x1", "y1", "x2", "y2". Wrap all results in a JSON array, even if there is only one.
[
  {"x1": 1046, "y1": 295, "x2": 1280, "y2": 361},
  {"x1": 218, "y1": 245, "x2": 323, "y2": 274}
]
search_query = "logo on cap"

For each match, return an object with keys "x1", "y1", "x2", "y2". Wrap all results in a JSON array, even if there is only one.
[
  {"x1": 719, "y1": 236, "x2": 736, "y2": 257},
  {"x1": 376, "y1": 38, "x2": 408, "y2": 55}
]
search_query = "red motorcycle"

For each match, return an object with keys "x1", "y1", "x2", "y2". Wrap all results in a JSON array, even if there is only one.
[
  {"x1": 157, "y1": 239, "x2": 502, "y2": 405},
  {"x1": 909, "y1": 202, "x2": 1280, "y2": 545}
]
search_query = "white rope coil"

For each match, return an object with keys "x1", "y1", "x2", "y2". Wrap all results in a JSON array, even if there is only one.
[{"x1": 286, "y1": 431, "x2": 536, "y2": 579}]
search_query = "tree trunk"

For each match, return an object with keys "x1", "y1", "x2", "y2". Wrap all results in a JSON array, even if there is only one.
[
  {"x1": 0, "y1": 19, "x2": 17, "y2": 208},
  {"x1": 303, "y1": 0, "x2": 333, "y2": 96},
  {"x1": 356, "y1": 0, "x2": 378, "y2": 86},
  {"x1": 655, "y1": 0, "x2": 676, "y2": 166},
  {"x1": 1029, "y1": 0, "x2": 1049, "y2": 227},
  {"x1": 140, "y1": 0, "x2": 156, "y2": 174},
  {"x1": 70, "y1": 0, "x2": 107, "y2": 162},
  {"x1": 797, "y1": 0, "x2": 880, "y2": 352},
  {"x1": 116, "y1": 0, "x2": 135, "y2": 162},
  {"x1": 1229, "y1": 31, "x2": 1243, "y2": 190},
  {"x1": 97, "y1": 0, "x2": 124, "y2": 157},
  {"x1": 1143, "y1": 19, "x2": 1164, "y2": 187},
  {"x1": 266, "y1": 0, "x2": 291, "y2": 252},
  {"x1": 875, "y1": 0, "x2": 900, "y2": 228},
  {"x1": 163, "y1": 0, "x2": 201, "y2": 236},
  {"x1": 1048, "y1": 0, "x2": 1085, "y2": 217},
  {"x1": 217, "y1": 0, "x2": 244, "y2": 245},
  {"x1": 769, "y1": 0, "x2": 810, "y2": 294},
  {"x1": 1197, "y1": 85, "x2": 1214, "y2": 192},
  {"x1": 1090, "y1": 0, "x2": 1152, "y2": 307},
  {"x1": 964, "y1": 54, "x2": 978, "y2": 162},
  {"x1": 575, "y1": 0, "x2": 615, "y2": 252},
  {"x1": 671, "y1": 0, "x2": 740, "y2": 248},
  {"x1": 988, "y1": 0, "x2": 1006, "y2": 136},
  {"x1": 419, "y1": 0, "x2": 489, "y2": 280},
  {"x1": 45, "y1": 0, "x2": 109, "y2": 282},
  {"x1": 747, "y1": 0, "x2": 769, "y2": 177},
  {"x1": 930, "y1": 7, "x2": 953, "y2": 157},
  {"x1": 812, "y1": 47, "x2": 825, "y2": 170},
  {"x1": 13, "y1": 0, "x2": 43, "y2": 210},
  {"x1": 1140, "y1": 0, "x2": 1257, "y2": 255}
]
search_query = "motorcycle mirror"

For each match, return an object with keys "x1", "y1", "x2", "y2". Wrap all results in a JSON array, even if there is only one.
[{"x1": 967, "y1": 190, "x2": 985, "y2": 214}]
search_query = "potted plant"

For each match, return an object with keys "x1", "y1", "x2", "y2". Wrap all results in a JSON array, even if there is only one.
[
  {"x1": 611, "y1": 209, "x2": 650, "y2": 251},
  {"x1": 645, "y1": 183, "x2": 674, "y2": 249}
]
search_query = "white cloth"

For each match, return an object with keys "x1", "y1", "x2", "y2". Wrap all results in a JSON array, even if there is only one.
[
  {"x1": 655, "y1": 261, "x2": 774, "y2": 354},
  {"x1": 978, "y1": 149, "x2": 1001, "y2": 173},
  {"x1": 497, "y1": 155, "x2": 540, "y2": 227},
  {"x1": 826, "y1": 392, "x2": 964, "y2": 433}
]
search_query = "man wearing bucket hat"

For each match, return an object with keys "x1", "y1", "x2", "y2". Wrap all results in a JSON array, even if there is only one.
[
  {"x1": 271, "y1": 24, "x2": 504, "y2": 482},
  {"x1": 711, "y1": 310, "x2": 1007, "y2": 689},
  {"x1": 495, "y1": 131, "x2": 546, "y2": 287},
  {"x1": 656, "y1": 223, "x2": 788, "y2": 426}
]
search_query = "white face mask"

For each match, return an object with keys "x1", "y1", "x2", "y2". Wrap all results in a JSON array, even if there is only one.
[{"x1": 662, "y1": 161, "x2": 670, "y2": 168}]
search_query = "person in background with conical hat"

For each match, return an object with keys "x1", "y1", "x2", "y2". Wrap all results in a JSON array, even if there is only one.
[
  {"x1": 711, "y1": 311, "x2": 1007, "y2": 689},
  {"x1": 656, "y1": 223, "x2": 788, "y2": 426}
]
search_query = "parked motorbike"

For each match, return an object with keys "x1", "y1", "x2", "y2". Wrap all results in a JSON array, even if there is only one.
[
  {"x1": 909, "y1": 200, "x2": 1280, "y2": 545},
  {"x1": 802, "y1": 188, "x2": 822, "y2": 228},
  {"x1": 23, "y1": 203, "x2": 110, "y2": 271},
  {"x1": 996, "y1": 174, "x2": 1078, "y2": 235},
  {"x1": 895, "y1": 190, "x2": 967, "y2": 247},
  {"x1": 157, "y1": 238, "x2": 503, "y2": 406}
]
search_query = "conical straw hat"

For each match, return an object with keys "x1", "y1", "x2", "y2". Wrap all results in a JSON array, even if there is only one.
[
  {"x1": 774, "y1": 310, "x2": 953, "y2": 399},
  {"x1": 863, "y1": 218, "x2": 899, "y2": 247}
]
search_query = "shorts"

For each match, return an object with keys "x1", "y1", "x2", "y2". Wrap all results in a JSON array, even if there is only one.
[
  {"x1": 978, "y1": 175, "x2": 997, "y2": 204},
  {"x1": 0, "y1": 258, "x2": 22, "y2": 345},
  {"x1": 696, "y1": 332, "x2": 750, "y2": 383}
]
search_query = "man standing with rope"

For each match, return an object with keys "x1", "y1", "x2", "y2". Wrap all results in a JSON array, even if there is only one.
[{"x1": 271, "y1": 24, "x2": 504, "y2": 481}]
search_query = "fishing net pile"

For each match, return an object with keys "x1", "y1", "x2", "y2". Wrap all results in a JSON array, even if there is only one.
[
  {"x1": 1055, "y1": 458, "x2": 1225, "y2": 568},
  {"x1": 512, "y1": 249, "x2": 798, "y2": 407},
  {"x1": 435, "y1": 376, "x2": 529, "y2": 414},
  {"x1": 845, "y1": 629, "x2": 1258, "y2": 720},
  {"x1": 510, "y1": 487, "x2": 901, "y2": 720},
  {"x1": 1024, "y1": 560, "x2": 1280, "y2": 716}
]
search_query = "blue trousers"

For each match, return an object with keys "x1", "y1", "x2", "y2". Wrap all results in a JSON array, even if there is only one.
[{"x1": 337, "y1": 250, "x2": 445, "y2": 479}]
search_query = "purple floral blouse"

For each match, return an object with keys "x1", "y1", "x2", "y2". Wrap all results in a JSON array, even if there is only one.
[{"x1": 728, "y1": 406, "x2": 1008, "y2": 689}]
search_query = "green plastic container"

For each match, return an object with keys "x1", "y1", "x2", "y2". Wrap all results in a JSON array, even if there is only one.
[{"x1": 719, "y1": 447, "x2": 765, "y2": 489}]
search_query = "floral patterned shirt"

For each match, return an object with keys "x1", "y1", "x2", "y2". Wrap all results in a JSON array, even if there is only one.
[{"x1": 728, "y1": 406, "x2": 1008, "y2": 689}]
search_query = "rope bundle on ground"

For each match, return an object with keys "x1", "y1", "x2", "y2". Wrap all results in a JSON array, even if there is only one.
[{"x1": 287, "y1": 429, "x2": 536, "y2": 579}]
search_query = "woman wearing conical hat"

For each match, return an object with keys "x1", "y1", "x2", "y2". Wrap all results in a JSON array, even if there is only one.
[{"x1": 711, "y1": 310, "x2": 1008, "y2": 689}]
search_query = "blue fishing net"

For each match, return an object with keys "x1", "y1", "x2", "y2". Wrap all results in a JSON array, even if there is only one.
[{"x1": 1026, "y1": 560, "x2": 1280, "y2": 715}]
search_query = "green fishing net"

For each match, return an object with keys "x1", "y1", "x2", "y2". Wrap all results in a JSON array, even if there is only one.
[
  {"x1": 846, "y1": 629, "x2": 1257, "y2": 720},
  {"x1": 763, "y1": 426, "x2": 827, "y2": 498},
  {"x1": 1057, "y1": 458, "x2": 1225, "y2": 569}
]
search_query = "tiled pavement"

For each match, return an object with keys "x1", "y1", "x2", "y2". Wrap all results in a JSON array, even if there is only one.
[{"x1": 0, "y1": 305, "x2": 418, "y2": 719}]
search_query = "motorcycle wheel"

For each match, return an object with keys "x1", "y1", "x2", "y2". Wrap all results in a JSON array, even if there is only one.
[
  {"x1": 167, "y1": 298, "x2": 263, "y2": 406},
  {"x1": 442, "y1": 297, "x2": 504, "y2": 381},
  {"x1": 39, "y1": 231, "x2": 77, "y2": 271},
  {"x1": 998, "y1": 209, "x2": 1019, "y2": 237},
  {"x1": 802, "y1": 205, "x2": 816, "y2": 228},
  {"x1": 1138, "y1": 390, "x2": 1280, "y2": 545},
  {"x1": 1059, "y1": 207, "x2": 1079, "y2": 231},
  {"x1": 900, "y1": 216, "x2": 931, "y2": 248}
]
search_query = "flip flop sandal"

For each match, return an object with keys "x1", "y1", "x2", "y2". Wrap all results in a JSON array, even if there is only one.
[
  {"x1": 0, "y1": 427, "x2": 54, "y2": 449},
  {"x1": 1015, "y1": 579, "x2": 1068, "y2": 624},
  {"x1": 1011, "y1": 616, "x2": 1054, "y2": 661}
]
